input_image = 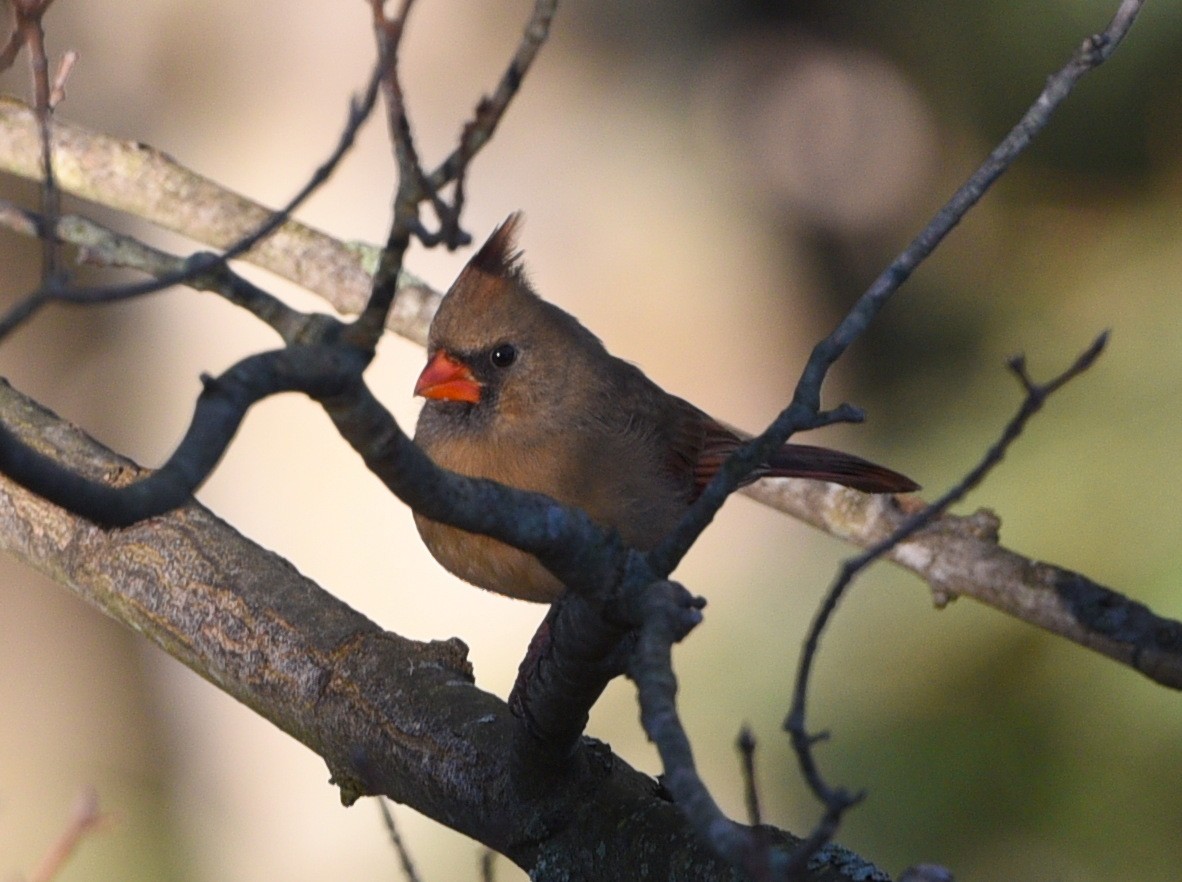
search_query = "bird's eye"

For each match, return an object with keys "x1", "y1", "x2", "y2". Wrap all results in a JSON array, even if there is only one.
[{"x1": 490, "y1": 343, "x2": 517, "y2": 368}]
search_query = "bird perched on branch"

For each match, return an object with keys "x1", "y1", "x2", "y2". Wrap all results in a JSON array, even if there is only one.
[{"x1": 413, "y1": 214, "x2": 917, "y2": 602}]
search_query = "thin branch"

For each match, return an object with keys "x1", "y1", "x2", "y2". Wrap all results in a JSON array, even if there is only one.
[
  {"x1": 352, "y1": 0, "x2": 556, "y2": 353},
  {"x1": 0, "y1": 200, "x2": 317, "y2": 342},
  {"x1": 626, "y1": 581, "x2": 888, "y2": 882},
  {"x1": 646, "y1": 0, "x2": 1146, "y2": 580},
  {"x1": 47, "y1": 48, "x2": 76, "y2": 108},
  {"x1": 6, "y1": 0, "x2": 66, "y2": 288},
  {"x1": 354, "y1": 0, "x2": 430, "y2": 353},
  {"x1": 628, "y1": 581, "x2": 752, "y2": 873},
  {"x1": 737, "y1": 727, "x2": 762, "y2": 828},
  {"x1": 781, "y1": 333, "x2": 1109, "y2": 874},
  {"x1": 377, "y1": 798, "x2": 424, "y2": 882},
  {"x1": 426, "y1": 0, "x2": 556, "y2": 193},
  {"x1": 630, "y1": 2, "x2": 1148, "y2": 878}
]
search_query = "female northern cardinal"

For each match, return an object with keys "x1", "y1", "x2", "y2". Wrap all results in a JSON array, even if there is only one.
[{"x1": 413, "y1": 214, "x2": 918, "y2": 602}]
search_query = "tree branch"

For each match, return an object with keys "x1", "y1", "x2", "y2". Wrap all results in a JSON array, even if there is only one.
[
  {"x1": 0, "y1": 377, "x2": 875, "y2": 882},
  {"x1": 742, "y1": 479, "x2": 1182, "y2": 691},
  {"x1": 0, "y1": 95, "x2": 441, "y2": 340}
]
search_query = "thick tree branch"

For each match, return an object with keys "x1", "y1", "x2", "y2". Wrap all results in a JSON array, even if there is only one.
[
  {"x1": 0, "y1": 95, "x2": 440, "y2": 343},
  {"x1": 0, "y1": 377, "x2": 874, "y2": 882},
  {"x1": 742, "y1": 480, "x2": 1182, "y2": 691}
]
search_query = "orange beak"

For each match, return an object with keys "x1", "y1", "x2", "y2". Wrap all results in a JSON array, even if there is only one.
[{"x1": 414, "y1": 350, "x2": 483, "y2": 404}]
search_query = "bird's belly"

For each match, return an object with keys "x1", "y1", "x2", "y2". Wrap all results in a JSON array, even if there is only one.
[
  {"x1": 414, "y1": 513, "x2": 565, "y2": 603},
  {"x1": 411, "y1": 426, "x2": 688, "y2": 600}
]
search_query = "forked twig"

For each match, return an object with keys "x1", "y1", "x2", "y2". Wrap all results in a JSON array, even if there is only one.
[
  {"x1": 354, "y1": 0, "x2": 556, "y2": 350},
  {"x1": 782, "y1": 333, "x2": 1109, "y2": 875}
]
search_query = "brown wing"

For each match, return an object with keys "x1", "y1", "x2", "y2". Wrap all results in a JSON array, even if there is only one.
[{"x1": 670, "y1": 399, "x2": 919, "y2": 499}]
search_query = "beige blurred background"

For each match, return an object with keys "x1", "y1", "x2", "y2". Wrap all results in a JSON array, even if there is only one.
[{"x1": 1, "y1": 1, "x2": 1181, "y2": 880}]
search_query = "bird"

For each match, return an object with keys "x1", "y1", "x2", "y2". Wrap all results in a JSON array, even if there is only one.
[{"x1": 412, "y1": 214, "x2": 918, "y2": 602}]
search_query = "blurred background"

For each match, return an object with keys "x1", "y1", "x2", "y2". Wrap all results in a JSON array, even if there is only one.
[{"x1": 1, "y1": 1, "x2": 1181, "y2": 879}]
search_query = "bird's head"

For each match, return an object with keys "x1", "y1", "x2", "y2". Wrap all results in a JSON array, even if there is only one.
[{"x1": 414, "y1": 214, "x2": 605, "y2": 435}]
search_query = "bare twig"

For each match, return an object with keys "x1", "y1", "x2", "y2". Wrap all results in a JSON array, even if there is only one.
[
  {"x1": 427, "y1": 0, "x2": 557, "y2": 246},
  {"x1": 782, "y1": 333, "x2": 1109, "y2": 875},
  {"x1": 0, "y1": 200, "x2": 317, "y2": 342},
  {"x1": 737, "y1": 726, "x2": 762, "y2": 828},
  {"x1": 630, "y1": 2, "x2": 1146, "y2": 878},
  {"x1": 377, "y1": 798, "x2": 424, "y2": 882},
  {"x1": 356, "y1": 0, "x2": 430, "y2": 352},
  {"x1": 353, "y1": 0, "x2": 555, "y2": 352},
  {"x1": 427, "y1": 0, "x2": 556, "y2": 194},
  {"x1": 47, "y1": 47, "x2": 76, "y2": 108}
]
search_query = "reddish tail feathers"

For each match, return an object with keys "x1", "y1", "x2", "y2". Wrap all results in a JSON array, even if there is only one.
[{"x1": 762, "y1": 443, "x2": 919, "y2": 494}]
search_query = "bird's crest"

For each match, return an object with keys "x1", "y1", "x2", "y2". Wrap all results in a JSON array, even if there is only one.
[
  {"x1": 430, "y1": 213, "x2": 536, "y2": 348},
  {"x1": 469, "y1": 212, "x2": 525, "y2": 279}
]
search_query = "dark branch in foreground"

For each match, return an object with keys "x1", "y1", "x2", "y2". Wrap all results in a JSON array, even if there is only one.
[
  {"x1": 0, "y1": 379, "x2": 868, "y2": 882},
  {"x1": 782, "y1": 333, "x2": 1109, "y2": 876}
]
